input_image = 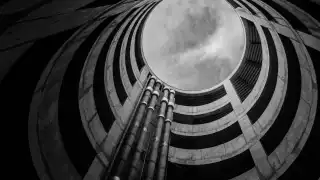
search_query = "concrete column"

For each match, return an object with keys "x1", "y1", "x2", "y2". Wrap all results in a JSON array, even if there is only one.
[
  {"x1": 145, "y1": 86, "x2": 170, "y2": 180},
  {"x1": 114, "y1": 76, "x2": 156, "y2": 179},
  {"x1": 157, "y1": 89, "x2": 175, "y2": 180},
  {"x1": 128, "y1": 79, "x2": 162, "y2": 180}
]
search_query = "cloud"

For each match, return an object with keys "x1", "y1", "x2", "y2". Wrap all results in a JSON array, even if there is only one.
[{"x1": 142, "y1": 0, "x2": 245, "y2": 90}]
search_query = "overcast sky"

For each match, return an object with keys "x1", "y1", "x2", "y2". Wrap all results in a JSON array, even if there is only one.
[{"x1": 142, "y1": 0, "x2": 245, "y2": 91}]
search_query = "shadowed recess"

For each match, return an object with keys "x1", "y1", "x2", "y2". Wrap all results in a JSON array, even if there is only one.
[
  {"x1": 94, "y1": 12, "x2": 136, "y2": 118},
  {"x1": 170, "y1": 121, "x2": 242, "y2": 149},
  {"x1": 279, "y1": 45, "x2": 320, "y2": 180},
  {"x1": 174, "y1": 85, "x2": 227, "y2": 106},
  {"x1": 125, "y1": 3, "x2": 154, "y2": 85},
  {"x1": 231, "y1": 18, "x2": 262, "y2": 102},
  {"x1": 59, "y1": 25, "x2": 104, "y2": 176},
  {"x1": 135, "y1": 2, "x2": 159, "y2": 71},
  {"x1": 260, "y1": 34, "x2": 301, "y2": 155},
  {"x1": 226, "y1": 0, "x2": 240, "y2": 9},
  {"x1": 167, "y1": 150, "x2": 255, "y2": 180},
  {"x1": 237, "y1": 0, "x2": 256, "y2": 15},
  {"x1": 79, "y1": 0, "x2": 122, "y2": 10},
  {"x1": 279, "y1": 45, "x2": 320, "y2": 179},
  {"x1": 113, "y1": 8, "x2": 139, "y2": 105},
  {"x1": 285, "y1": 0, "x2": 320, "y2": 23},
  {"x1": 263, "y1": 0, "x2": 310, "y2": 34},
  {"x1": 246, "y1": 0, "x2": 276, "y2": 22},
  {"x1": 89, "y1": 14, "x2": 118, "y2": 134},
  {"x1": 247, "y1": 27, "x2": 278, "y2": 124},
  {"x1": 173, "y1": 102, "x2": 233, "y2": 125},
  {"x1": 0, "y1": 26, "x2": 78, "y2": 179}
]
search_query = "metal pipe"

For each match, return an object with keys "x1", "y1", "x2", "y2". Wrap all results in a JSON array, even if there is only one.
[
  {"x1": 114, "y1": 76, "x2": 157, "y2": 179},
  {"x1": 145, "y1": 87, "x2": 170, "y2": 180},
  {"x1": 157, "y1": 89, "x2": 175, "y2": 180},
  {"x1": 128, "y1": 80, "x2": 162, "y2": 180}
]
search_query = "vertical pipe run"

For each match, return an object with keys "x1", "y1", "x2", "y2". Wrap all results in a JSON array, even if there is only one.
[
  {"x1": 157, "y1": 89, "x2": 175, "y2": 180},
  {"x1": 114, "y1": 76, "x2": 157, "y2": 179},
  {"x1": 145, "y1": 87, "x2": 170, "y2": 180},
  {"x1": 128, "y1": 79, "x2": 162, "y2": 180}
]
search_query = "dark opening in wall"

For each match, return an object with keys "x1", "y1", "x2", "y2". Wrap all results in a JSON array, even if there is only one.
[
  {"x1": 226, "y1": 0, "x2": 241, "y2": 9},
  {"x1": 237, "y1": 0, "x2": 257, "y2": 15},
  {"x1": 170, "y1": 121, "x2": 242, "y2": 149},
  {"x1": 246, "y1": 0, "x2": 276, "y2": 22},
  {"x1": 173, "y1": 103, "x2": 233, "y2": 125},
  {"x1": 135, "y1": 2, "x2": 159, "y2": 71},
  {"x1": 174, "y1": 85, "x2": 227, "y2": 106},
  {"x1": 282, "y1": 45, "x2": 320, "y2": 180},
  {"x1": 0, "y1": 26, "x2": 78, "y2": 180},
  {"x1": 92, "y1": 14, "x2": 118, "y2": 134},
  {"x1": 125, "y1": 3, "x2": 153, "y2": 86},
  {"x1": 167, "y1": 150, "x2": 255, "y2": 180},
  {"x1": 247, "y1": 27, "x2": 278, "y2": 124},
  {"x1": 231, "y1": 18, "x2": 262, "y2": 102},
  {"x1": 59, "y1": 21, "x2": 115, "y2": 176},
  {"x1": 260, "y1": 34, "x2": 301, "y2": 155},
  {"x1": 113, "y1": 9, "x2": 138, "y2": 105}
]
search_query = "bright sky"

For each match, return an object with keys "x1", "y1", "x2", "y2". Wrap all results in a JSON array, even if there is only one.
[{"x1": 142, "y1": 0, "x2": 245, "y2": 91}]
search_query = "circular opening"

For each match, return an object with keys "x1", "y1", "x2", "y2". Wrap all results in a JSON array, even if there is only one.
[{"x1": 142, "y1": 0, "x2": 245, "y2": 91}]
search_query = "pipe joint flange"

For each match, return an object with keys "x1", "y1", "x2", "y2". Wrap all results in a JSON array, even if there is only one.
[
  {"x1": 146, "y1": 86, "x2": 153, "y2": 93},
  {"x1": 161, "y1": 97, "x2": 168, "y2": 104},
  {"x1": 152, "y1": 90, "x2": 160, "y2": 97},
  {"x1": 168, "y1": 101, "x2": 175, "y2": 108},
  {"x1": 150, "y1": 75, "x2": 157, "y2": 81},
  {"x1": 163, "y1": 86, "x2": 170, "y2": 92},
  {"x1": 158, "y1": 113, "x2": 165, "y2": 119},
  {"x1": 155, "y1": 79, "x2": 162, "y2": 84},
  {"x1": 148, "y1": 106, "x2": 155, "y2": 111},
  {"x1": 165, "y1": 118, "x2": 172, "y2": 124},
  {"x1": 141, "y1": 99, "x2": 148, "y2": 106},
  {"x1": 113, "y1": 176, "x2": 120, "y2": 180},
  {"x1": 169, "y1": 89, "x2": 175, "y2": 94}
]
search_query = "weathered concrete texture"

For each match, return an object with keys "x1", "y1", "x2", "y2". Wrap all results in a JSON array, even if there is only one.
[
  {"x1": 239, "y1": 115, "x2": 257, "y2": 143},
  {"x1": 83, "y1": 155, "x2": 106, "y2": 180},
  {"x1": 257, "y1": 77, "x2": 285, "y2": 133},
  {"x1": 268, "y1": 151, "x2": 281, "y2": 170},
  {"x1": 272, "y1": 31, "x2": 288, "y2": 82},
  {"x1": 89, "y1": 114, "x2": 107, "y2": 145},
  {"x1": 102, "y1": 121, "x2": 123, "y2": 159},
  {"x1": 224, "y1": 80, "x2": 243, "y2": 116},
  {"x1": 250, "y1": 141, "x2": 273, "y2": 178},
  {"x1": 79, "y1": 88, "x2": 97, "y2": 122},
  {"x1": 298, "y1": 31, "x2": 320, "y2": 51}
]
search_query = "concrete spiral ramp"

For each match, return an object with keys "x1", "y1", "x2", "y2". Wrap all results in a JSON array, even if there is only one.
[{"x1": 0, "y1": 0, "x2": 320, "y2": 179}]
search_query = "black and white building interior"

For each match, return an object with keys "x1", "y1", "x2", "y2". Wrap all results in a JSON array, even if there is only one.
[{"x1": 0, "y1": 0, "x2": 320, "y2": 179}]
